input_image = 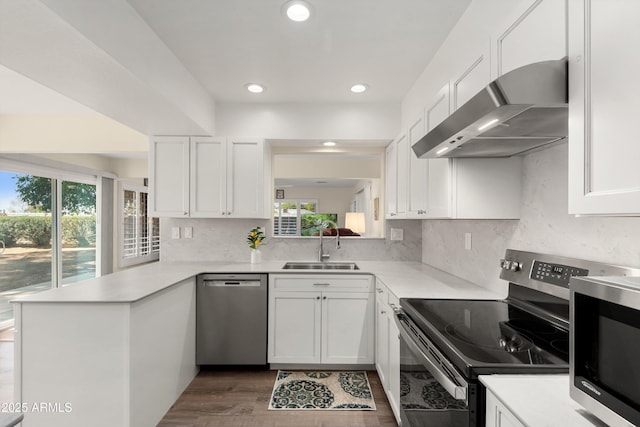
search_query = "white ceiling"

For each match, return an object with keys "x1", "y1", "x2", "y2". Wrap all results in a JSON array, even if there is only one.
[
  {"x1": 0, "y1": 0, "x2": 471, "y2": 154},
  {"x1": 127, "y1": 0, "x2": 471, "y2": 104}
]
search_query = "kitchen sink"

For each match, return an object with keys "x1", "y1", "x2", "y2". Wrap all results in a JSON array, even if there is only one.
[{"x1": 281, "y1": 262, "x2": 360, "y2": 270}]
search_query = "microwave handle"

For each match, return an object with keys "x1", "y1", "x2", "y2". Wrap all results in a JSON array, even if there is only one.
[{"x1": 394, "y1": 310, "x2": 468, "y2": 404}]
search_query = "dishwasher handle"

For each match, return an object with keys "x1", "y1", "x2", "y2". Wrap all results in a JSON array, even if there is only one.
[{"x1": 202, "y1": 280, "x2": 262, "y2": 287}]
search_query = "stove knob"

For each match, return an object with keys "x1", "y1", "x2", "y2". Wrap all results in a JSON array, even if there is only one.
[
  {"x1": 499, "y1": 259, "x2": 509, "y2": 270},
  {"x1": 510, "y1": 261, "x2": 521, "y2": 272}
]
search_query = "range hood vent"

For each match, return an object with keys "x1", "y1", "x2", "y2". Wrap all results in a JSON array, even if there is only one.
[{"x1": 412, "y1": 58, "x2": 568, "y2": 159}]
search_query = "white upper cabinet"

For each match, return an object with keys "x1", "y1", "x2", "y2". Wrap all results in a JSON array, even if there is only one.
[
  {"x1": 407, "y1": 112, "x2": 428, "y2": 217},
  {"x1": 451, "y1": 41, "x2": 492, "y2": 110},
  {"x1": 150, "y1": 136, "x2": 190, "y2": 217},
  {"x1": 226, "y1": 138, "x2": 270, "y2": 218},
  {"x1": 395, "y1": 134, "x2": 409, "y2": 217},
  {"x1": 424, "y1": 83, "x2": 452, "y2": 219},
  {"x1": 568, "y1": 0, "x2": 640, "y2": 215},
  {"x1": 494, "y1": 0, "x2": 567, "y2": 77},
  {"x1": 385, "y1": 136, "x2": 398, "y2": 218},
  {"x1": 190, "y1": 137, "x2": 226, "y2": 217},
  {"x1": 150, "y1": 136, "x2": 271, "y2": 218}
]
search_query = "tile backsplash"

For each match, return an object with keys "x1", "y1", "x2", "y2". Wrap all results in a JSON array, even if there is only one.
[
  {"x1": 422, "y1": 141, "x2": 640, "y2": 295},
  {"x1": 161, "y1": 218, "x2": 422, "y2": 263}
]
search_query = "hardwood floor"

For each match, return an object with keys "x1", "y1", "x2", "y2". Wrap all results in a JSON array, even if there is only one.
[{"x1": 158, "y1": 369, "x2": 398, "y2": 427}]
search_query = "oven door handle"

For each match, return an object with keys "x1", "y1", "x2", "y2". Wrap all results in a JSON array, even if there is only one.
[{"x1": 394, "y1": 311, "x2": 468, "y2": 404}]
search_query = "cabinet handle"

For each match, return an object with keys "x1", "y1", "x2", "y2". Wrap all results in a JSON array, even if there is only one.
[
  {"x1": 313, "y1": 283, "x2": 331, "y2": 286},
  {"x1": 316, "y1": 296, "x2": 321, "y2": 300},
  {"x1": 323, "y1": 296, "x2": 327, "y2": 300},
  {"x1": 222, "y1": 212, "x2": 226, "y2": 215},
  {"x1": 227, "y1": 211, "x2": 232, "y2": 215},
  {"x1": 183, "y1": 212, "x2": 188, "y2": 216},
  {"x1": 381, "y1": 310, "x2": 386, "y2": 314},
  {"x1": 376, "y1": 288, "x2": 383, "y2": 293}
]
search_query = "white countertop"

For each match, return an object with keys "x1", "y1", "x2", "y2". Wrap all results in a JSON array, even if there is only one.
[
  {"x1": 480, "y1": 375, "x2": 607, "y2": 427},
  {"x1": 10, "y1": 260, "x2": 504, "y2": 303}
]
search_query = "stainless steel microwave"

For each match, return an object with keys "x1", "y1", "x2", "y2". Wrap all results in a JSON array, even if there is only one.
[{"x1": 570, "y1": 275, "x2": 640, "y2": 427}]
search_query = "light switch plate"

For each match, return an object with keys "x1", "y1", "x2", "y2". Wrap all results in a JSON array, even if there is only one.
[
  {"x1": 464, "y1": 232, "x2": 472, "y2": 250},
  {"x1": 171, "y1": 227, "x2": 181, "y2": 239},
  {"x1": 184, "y1": 227, "x2": 193, "y2": 239},
  {"x1": 390, "y1": 228, "x2": 404, "y2": 241}
]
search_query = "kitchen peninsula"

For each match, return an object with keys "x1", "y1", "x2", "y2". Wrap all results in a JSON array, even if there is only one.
[{"x1": 11, "y1": 260, "x2": 502, "y2": 427}]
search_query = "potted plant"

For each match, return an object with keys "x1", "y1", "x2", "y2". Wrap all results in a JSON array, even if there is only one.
[{"x1": 247, "y1": 226, "x2": 266, "y2": 263}]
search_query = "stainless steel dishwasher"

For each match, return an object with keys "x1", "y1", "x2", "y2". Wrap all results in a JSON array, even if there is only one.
[{"x1": 196, "y1": 273, "x2": 268, "y2": 365}]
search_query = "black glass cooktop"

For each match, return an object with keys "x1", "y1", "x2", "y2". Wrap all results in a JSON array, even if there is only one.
[{"x1": 401, "y1": 298, "x2": 569, "y2": 377}]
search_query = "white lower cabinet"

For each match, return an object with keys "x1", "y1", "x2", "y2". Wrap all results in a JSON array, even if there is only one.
[
  {"x1": 268, "y1": 274, "x2": 374, "y2": 365},
  {"x1": 375, "y1": 280, "x2": 401, "y2": 424},
  {"x1": 485, "y1": 389, "x2": 525, "y2": 427}
]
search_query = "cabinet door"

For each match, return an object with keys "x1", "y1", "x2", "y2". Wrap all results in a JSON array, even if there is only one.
[
  {"x1": 407, "y1": 113, "x2": 428, "y2": 217},
  {"x1": 451, "y1": 42, "x2": 492, "y2": 110},
  {"x1": 321, "y1": 292, "x2": 374, "y2": 364},
  {"x1": 494, "y1": 0, "x2": 567, "y2": 77},
  {"x1": 486, "y1": 390, "x2": 525, "y2": 427},
  {"x1": 387, "y1": 315, "x2": 401, "y2": 422},
  {"x1": 227, "y1": 138, "x2": 266, "y2": 218},
  {"x1": 395, "y1": 133, "x2": 409, "y2": 217},
  {"x1": 375, "y1": 294, "x2": 389, "y2": 389},
  {"x1": 568, "y1": 0, "x2": 640, "y2": 214},
  {"x1": 149, "y1": 136, "x2": 190, "y2": 217},
  {"x1": 385, "y1": 141, "x2": 398, "y2": 218},
  {"x1": 190, "y1": 137, "x2": 226, "y2": 218},
  {"x1": 424, "y1": 83, "x2": 452, "y2": 218},
  {"x1": 268, "y1": 291, "x2": 321, "y2": 364}
]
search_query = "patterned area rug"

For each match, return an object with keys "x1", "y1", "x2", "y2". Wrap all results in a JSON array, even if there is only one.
[{"x1": 268, "y1": 371, "x2": 376, "y2": 410}]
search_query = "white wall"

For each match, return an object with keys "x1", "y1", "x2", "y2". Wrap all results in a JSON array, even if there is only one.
[
  {"x1": 0, "y1": 114, "x2": 148, "y2": 154},
  {"x1": 216, "y1": 102, "x2": 400, "y2": 140}
]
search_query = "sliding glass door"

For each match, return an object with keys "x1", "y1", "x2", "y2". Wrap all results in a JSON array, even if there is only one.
[
  {"x1": 61, "y1": 180, "x2": 96, "y2": 285},
  {"x1": 0, "y1": 168, "x2": 98, "y2": 327},
  {"x1": 0, "y1": 172, "x2": 54, "y2": 326}
]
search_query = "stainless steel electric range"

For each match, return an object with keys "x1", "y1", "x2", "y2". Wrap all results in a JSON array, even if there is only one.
[{"x1": 394, "y1": 249, "x2": 639, "y2": 427}]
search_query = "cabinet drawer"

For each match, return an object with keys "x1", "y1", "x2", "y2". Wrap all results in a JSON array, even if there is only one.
[{"x1": 271, "y1": 274, "x2": 373, "y2": 292}]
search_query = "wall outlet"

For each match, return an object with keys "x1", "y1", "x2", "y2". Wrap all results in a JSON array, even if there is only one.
[
  {"x1": 184, "y1": 227, "x2": 193, "y2": 239},
  {"x1": 390, "y1": 228, "x2": 404, "y2": 241},
  {"x1": 171, "y1": 227, "x2": 181, "y2": 239},
  {"x1": 464, "y1": 232, "x2": 472, "y2": 250}
]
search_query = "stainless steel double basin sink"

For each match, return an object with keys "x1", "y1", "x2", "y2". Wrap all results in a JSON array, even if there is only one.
[{"x1": 282, "y1": 262, "x2": 360, "y2": 270}]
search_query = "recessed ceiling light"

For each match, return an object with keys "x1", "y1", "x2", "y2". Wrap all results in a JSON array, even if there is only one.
[
  {"x1": 350, "y1": 83, "x2": 368, "y2": 94},
  {"x1": 284, "y1": 1, "x2": 311, "y2": 22},
  {"x1": 245, "y1": 83, "x2": 265, "y2": 94},
  {"x1": 322, "y1": 141, "x2": 336, "y2": 147}
]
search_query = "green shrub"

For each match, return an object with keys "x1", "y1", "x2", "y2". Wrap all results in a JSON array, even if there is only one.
[
  {"x1": 62, "y1": 216, "x2": 96, "y2": 247},
  {"x1": 0, "y1": 217, "x2": 18, "y2": 247},
  {"x1": 0, "y1": 215, "x2": 96, "y2": 248},
  {"x1": 18, "y1": 216, "x2": 52, "y2": 247}
]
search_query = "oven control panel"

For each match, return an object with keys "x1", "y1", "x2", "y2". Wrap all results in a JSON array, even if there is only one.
[{"x1": 531, "y1": 260, "x2": 589, "y2": 287}]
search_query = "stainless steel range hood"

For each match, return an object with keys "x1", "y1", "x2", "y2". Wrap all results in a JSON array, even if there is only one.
[{"x1": 412, "y1": 58, "x2": 568, "y2": 159}]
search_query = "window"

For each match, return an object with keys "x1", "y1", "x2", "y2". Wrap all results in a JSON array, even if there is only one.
[
  {"x1": 273, "y1": 199, "x2": 317, "y2": 236},
  {"x1": 120, "y1": 183, "x2": 159, "y2": 267},
  {"x1": 0, "y1": 161, "x2": 99, "y2": 328}
]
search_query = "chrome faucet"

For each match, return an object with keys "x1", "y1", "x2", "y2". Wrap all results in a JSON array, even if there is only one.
[{"x1": 318, "y1": 219, "x2": 340, "y2": 262}]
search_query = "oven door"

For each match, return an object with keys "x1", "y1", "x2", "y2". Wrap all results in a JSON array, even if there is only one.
[{"x1": 395, "y1": 309, "x2": 479, "y2": 427}]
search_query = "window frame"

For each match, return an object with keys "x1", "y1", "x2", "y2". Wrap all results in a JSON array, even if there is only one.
[
  {"x1": 273, "y1": 199, "x2": 318, "y2": 237},
  {"x1": 118, "y1": 182, "x2": 159, "y2": 268}
]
